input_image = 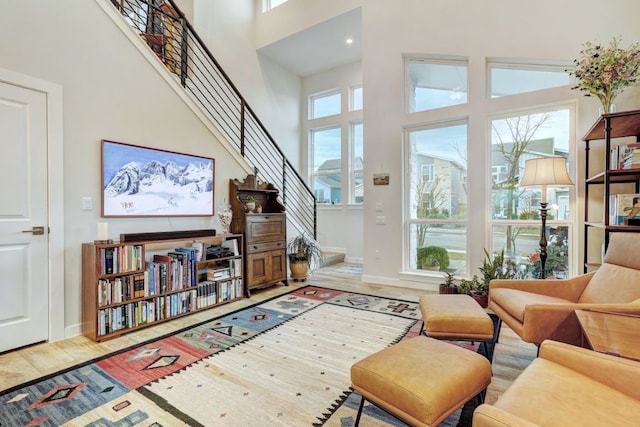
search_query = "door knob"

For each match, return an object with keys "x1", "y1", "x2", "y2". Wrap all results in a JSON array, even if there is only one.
[{"x1": 22, "y1": 226, "x2": 45, "y2": 235}]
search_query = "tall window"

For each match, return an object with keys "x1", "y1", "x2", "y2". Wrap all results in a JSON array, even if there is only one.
[
  {"x1": 351, "y1": 85, "x2": 363, "y2": 111},
  {"x1": 311, "y1": 126, "x2": 341, "y2": 204},
  {"x1": 308, "y1": 85, "x2": 364, "y2": 205},
  {"x1": 406, "y1": 58, "x2": 468, "y2": 113},
  {"x1": 406, "y1": 122, "x2": 468, "y2": 272},
  {"x1": 404, "y1": 57, "x2": 573, "y2": 277},
  {"x1": 351, "y1": 122, "x2": 363, "y2": 203},
  {"x1": 491, "y1": 108, "x2": 572, "y2": 278}
]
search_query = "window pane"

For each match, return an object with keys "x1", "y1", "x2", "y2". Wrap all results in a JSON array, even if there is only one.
[
  {"x1": 351, "y1": 122, "x2": 363, "y2": 203},
  {"x1": 351, "y1": 86, "x2": 363, "y2": 111},
  {"x1": 408, "y1": 124, "x2": 468, "y2": 220},
  {"x1": 264, "y1": 0, "x2": 288, "y2": 11},
  {"x1": 490, "y1": 109, "x2": 572, "y2": 274},
  {"x1": 492, "y1": 224, "x2": 569, "y2": 279},
  {"x1": 407, "y1": 123, "x2": 468, "y2": 274},
  {"x1": 408, "y1": 223, "x2": 467, "y2": 273},
  {"x1": 490, "y1": 110, "x2": 570, "y2": 221},
  {"x1": 311, "y1": 91, "x2": 341, "y2": 119},
  {"x1": 490, "y1": 66, "x2": 570, "y2": 98},
  {"x1": 407, "y1": 60, "x2": 467, "y2": 112},
  {"x1": 312, "y1": 127, "x2": 341, "y2": 204}
]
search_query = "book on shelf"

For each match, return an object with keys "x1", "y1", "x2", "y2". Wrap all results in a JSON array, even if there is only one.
[
  {"x1": 610, "y1": 193, "x2": 640, "y2": 225},
  {"x1": 611, "y1": 143, "x2": 640, "y2": 170}
]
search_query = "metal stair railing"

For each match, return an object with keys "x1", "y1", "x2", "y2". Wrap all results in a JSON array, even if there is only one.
[{"x1": 109, "y1": 0, "x2": 316, "y2": 238}]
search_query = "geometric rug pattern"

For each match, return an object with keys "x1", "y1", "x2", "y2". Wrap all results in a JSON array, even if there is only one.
[{"x1": 0, "y1": 286, "x2": 432, "y2": 426}]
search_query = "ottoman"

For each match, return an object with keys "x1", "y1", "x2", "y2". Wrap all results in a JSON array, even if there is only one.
[
  {"x1": 419, "y1": 294, "x2": 495, "y2": 360},
  {"x1": 351, "y1": 336, "x2": 492, "y2": 427}
]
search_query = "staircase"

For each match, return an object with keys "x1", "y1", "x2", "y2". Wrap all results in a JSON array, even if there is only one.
[{"x1": 107, "y1": 0, "x2": 316, "y2": 239}]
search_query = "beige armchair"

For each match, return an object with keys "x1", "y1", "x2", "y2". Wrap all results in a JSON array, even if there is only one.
[
  {"x1": 489, "y1": 232, "x2": 640, "y2": 346},
  {"x1": 473, "y1": 340, "x2": 640, "y2": 426}
]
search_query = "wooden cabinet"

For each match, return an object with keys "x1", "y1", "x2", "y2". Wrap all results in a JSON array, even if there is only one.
[
  {"x1": 583, "y1": 109, "x2": 640, "y2": 272},
  {"x1": 82, "y1": 233, "x2": 244, "y2": 341},
  {"x1": 230, "y1": 174, "x2": 287, "y2": 294}
]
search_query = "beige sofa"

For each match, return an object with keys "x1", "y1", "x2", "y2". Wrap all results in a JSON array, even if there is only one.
[
  {"x1": 489, "y1": 232, "x2": 640, "y2": 346},
  {"x1": 473, "y1": 340, "x2": 640, "y2": 426}
]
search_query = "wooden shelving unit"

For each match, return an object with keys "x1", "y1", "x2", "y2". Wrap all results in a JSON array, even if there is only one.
[
  {"x1": 230, "y1": 174, "x2": 287, "y2": 295},
  {"x1": 583, "y1": 109, "x2": 640, "y2": 272},
  {"x1": 82, "y1": 232, "x2": 243, "y2": 341}
]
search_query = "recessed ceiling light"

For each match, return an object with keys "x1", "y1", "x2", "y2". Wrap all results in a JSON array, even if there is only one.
[{"x1": 345, "y1": 38, "x2": 354, "y2": 45}]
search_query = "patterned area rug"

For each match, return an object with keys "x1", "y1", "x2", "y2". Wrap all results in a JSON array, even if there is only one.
[{"x1": 0, "y1": 286, "x2": 450, "y2": 426}]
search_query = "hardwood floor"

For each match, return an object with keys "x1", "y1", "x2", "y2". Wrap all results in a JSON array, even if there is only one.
[{"x1": 0, "y1": 263, "x2": 538, "y2": 406}]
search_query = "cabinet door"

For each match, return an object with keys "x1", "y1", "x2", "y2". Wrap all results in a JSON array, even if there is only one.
[
  {"x1": 246, "y1": 214, "x2": 286, "y2": 243},
  {"x1": 247, "y1": 252, "x2": 269, "y2": 288},
  {"x1": 268, "y1": 250, "x2": 287, "y2": 283}
]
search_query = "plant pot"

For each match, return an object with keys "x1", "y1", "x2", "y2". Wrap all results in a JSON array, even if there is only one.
[
  {"x1": 439, "y1": 284, "x2": 459, "y2": 294},
  {"x1": 245, "y1": 201, "x2": 256, "y2": 212},
  {"x1": 289, "y1": 259, "x2": 309, "y2": 281},
  {"x1": 471, "y1": 292, "x2": 489, "y2": 308}
]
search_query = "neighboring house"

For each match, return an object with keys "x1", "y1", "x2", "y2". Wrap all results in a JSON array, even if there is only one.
[
  {"x1": 314, "y1": 157, "x2": 363, "y2": 204},
  {"x1": 416, "y1": 152, "x2": 467, "y2": 218},
  {"x1": 491, "y1": 138, "x2": 570, "y2": 219}
]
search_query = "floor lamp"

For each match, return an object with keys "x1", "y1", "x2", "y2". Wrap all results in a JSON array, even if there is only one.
[{"x1": 519, "y1": 157, "x2": 573, "y2": 279}]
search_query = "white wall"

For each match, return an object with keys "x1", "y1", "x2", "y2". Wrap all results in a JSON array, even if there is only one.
[
  {"x1": 0, "y1": 0, "x2": 252, "y2": 336},
  {"x1": 193, "y1": 0, "x2": 301, "y2": 165}
]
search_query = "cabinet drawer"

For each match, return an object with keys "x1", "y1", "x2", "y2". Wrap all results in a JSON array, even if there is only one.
[
  {"x1": 246, "y1": 214, "x2": 286, "y2": 243},
  {"x1": 247, "y1": 240, "x2": 285, "y2": 254}
]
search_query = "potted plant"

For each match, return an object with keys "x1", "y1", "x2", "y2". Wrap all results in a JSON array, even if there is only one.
[
  {"x1": 244, "y1": 195, "x2": 257, "y2": 213},
  {"x1": 287, "y1": 232, "x2": 326, "y2": 281},
  {"x1": 417, "y1": 246, "x2": 449, "y2": 271},
  {"x1": 472, "y1": 249, "x2": 516, "y2": 307},
  {"x1": 439, "y1": 270, "x2": 459, "y2": 294}
]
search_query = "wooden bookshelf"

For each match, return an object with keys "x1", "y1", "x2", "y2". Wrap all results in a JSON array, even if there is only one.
[{"x1": 81, "y1": 233, "x2": 243, "y2": 341}]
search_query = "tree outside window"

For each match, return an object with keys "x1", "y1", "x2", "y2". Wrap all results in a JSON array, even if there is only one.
[{"x1": 491, "y1": 109, "x2": 571, "y2": 278}]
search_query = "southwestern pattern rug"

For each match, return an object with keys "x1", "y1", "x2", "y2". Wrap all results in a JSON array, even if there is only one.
[{"x1": 0, "y1": 286, "x2": 474, "y2": 426}]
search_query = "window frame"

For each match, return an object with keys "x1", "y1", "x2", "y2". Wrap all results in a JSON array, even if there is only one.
[
  {"x1": 309, "y1": 89, "x2": 342, "y2": 120},
  {"x1": 405, "y1": 55, "x2": 469, "y2": 114}
]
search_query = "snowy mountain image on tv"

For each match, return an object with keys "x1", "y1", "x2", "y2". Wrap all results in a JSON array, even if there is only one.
[{"x1": 102, "y1": 141, "x2": 214, "y2": 216}]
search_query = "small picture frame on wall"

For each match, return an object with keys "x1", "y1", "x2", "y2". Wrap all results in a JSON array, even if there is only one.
[
  {"x1": 373, "y1": 173, "x2": 390, "y2": 186},
  {"x1": 101, "y1": 139, "x2": 215, "y2": 217}
]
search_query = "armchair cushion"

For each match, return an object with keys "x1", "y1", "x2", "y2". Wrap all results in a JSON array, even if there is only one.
[
  {"x1": 579, "y1": 263, "x2": 640, "y2": 303},
  {"x1": 473, "y1": 340, "x2": 640, "y2": 427}
]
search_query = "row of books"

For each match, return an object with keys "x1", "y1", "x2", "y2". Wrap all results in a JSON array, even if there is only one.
[
  {"x1": 99, "y1": 245, "x2": 143, "y2": 275},
  {"x1": 97, "y1": 297, "x2": 165, "y2": 336},
  {"x1": 98, "y1": 273, "x2": 149, "y2": 306},
  {"x1": 218, "y1": 278, "x2": 243, "y2": 303},
  {"x1": 609, "y1": 193, "x2": 640, "y2": 225},
  {"x1": 610, "y1": 143, "x2": 640, "y2": 170}
]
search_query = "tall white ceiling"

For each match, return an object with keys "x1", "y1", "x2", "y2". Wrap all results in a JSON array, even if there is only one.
[{"x1": 257, "y1": 8, "x2": 362, "y2": 77}]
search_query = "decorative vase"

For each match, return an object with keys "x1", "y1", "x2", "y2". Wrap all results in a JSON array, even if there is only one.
[
  {"x1": 245, "y1": 201, "x2": 256, "y2": 213},
  {"x1": 217, "y1": 205, "x2": 232, "y2": 234}
]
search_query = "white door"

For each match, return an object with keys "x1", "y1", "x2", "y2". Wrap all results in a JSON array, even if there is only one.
[{"x1": 0, "y1": 81, "x2": 49, "y2": 353}]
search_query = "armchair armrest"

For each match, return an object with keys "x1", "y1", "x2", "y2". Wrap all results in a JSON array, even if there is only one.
[
  {"x1": 540, "y1": 340, "x2": 640, "y2": 400},
  {"x1": 490, "y1": 272, "x2": 594, "y2": 301},
  {"x1": 473, "y1": 404, "x2": 540, "y2": 427},
  {"x1": 521, "y1": 303, "x2": 640, "y2": 344}
]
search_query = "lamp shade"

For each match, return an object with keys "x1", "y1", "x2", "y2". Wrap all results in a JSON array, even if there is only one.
[{"x1": 519, "y1": 157, "x2": 573, "y2": 187}]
